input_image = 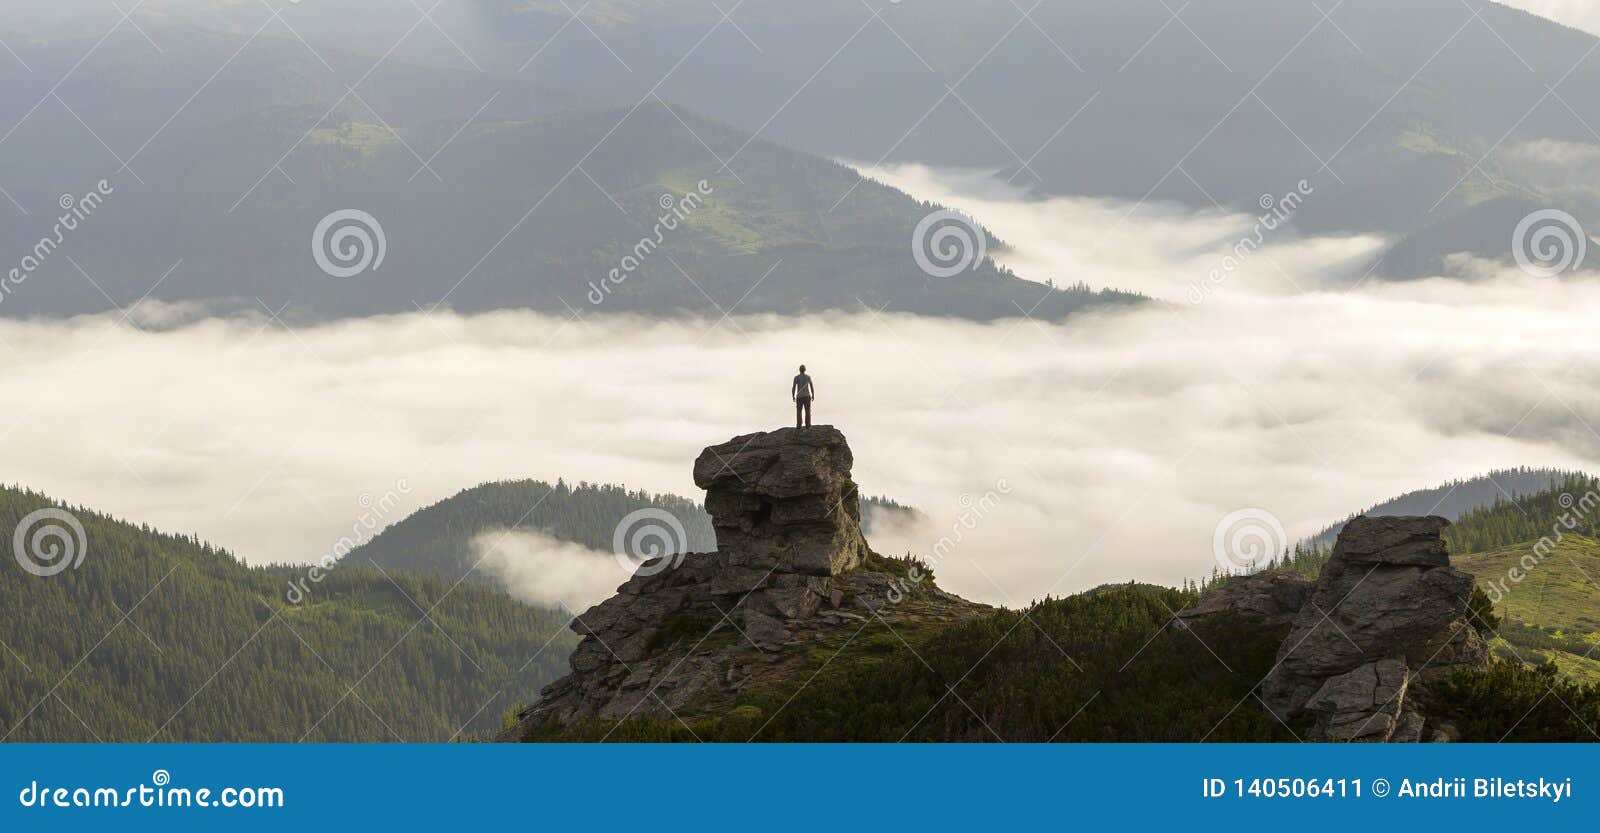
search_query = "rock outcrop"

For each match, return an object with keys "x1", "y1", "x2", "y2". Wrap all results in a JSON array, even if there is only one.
[
  {"x1": 498, "y1": 426, "x2": 990, "y2": 739},
  {"x1": 1258, "y1": 515, "x2": 1489, "y2": 741},
  {"x1": 1174, "y1": 570, "x2": 1312, "y2": 627},
  {"x1": 693, "y1": 427, "x2": 870, "y2": 576}
]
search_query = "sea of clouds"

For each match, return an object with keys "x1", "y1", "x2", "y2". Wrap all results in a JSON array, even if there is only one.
[{"x1": 4, "y1": 162, "x2": 1600, "y2": 610}]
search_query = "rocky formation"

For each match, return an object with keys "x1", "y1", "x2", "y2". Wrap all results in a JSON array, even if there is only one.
[
  {"x1": 1180, "y1": 515, "x2": 1489, "y2": 741},
  {"x1": 1260, "y1": 516, "x2": 1488, "y2": 740},
  {"x1": 693, "y1": 428, "x2": 870, "y2": 576},
  {"x1": 498, "y1": 426, "x2": 990, "y2": 739}
]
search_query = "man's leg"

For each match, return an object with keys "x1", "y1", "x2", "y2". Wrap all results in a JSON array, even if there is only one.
[
  {"x1": 802, "y1": 399, "x2": 811, "y2": 427},
  {"x1": 796, "y1": 399, "x2": 803, "y2": 428}
]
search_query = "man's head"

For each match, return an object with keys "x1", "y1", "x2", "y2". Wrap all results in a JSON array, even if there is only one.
[{"x1": 799, "y1": 364, "x2": 806, "y2": 373}]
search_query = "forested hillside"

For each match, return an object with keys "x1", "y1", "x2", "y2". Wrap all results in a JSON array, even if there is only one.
[
  {"x1": 0, "y1": 487, "x2": 576, "y2": 742},
  {"x1": 1305, "y1": 468, "x2": 1587, "y2": 549},
  {"x1": 350, "y1": 479, "x2": 716, "y2": 580}
]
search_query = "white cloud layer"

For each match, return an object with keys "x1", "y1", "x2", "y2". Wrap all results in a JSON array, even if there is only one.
[
  {"x1": 472, "y1": 529, "x2": 629, "y2": 613},
  {"x1": 1501, "y1": 0, "x2": 1600, "y2": 37},
  {"x1": 4, "y1": 167, "x2": 1600, "y2": 608}
]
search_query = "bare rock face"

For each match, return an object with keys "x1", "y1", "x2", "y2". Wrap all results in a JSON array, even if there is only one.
[
  {"x1": 498, "y1": 426, "x2": 990, "y2": 739},
  {"x1": 693, "y1": 426, "x2": 869, "y2": 576},
  {"x1": 1260, "y1": 515, "x2": 1489, "y2": 741}
]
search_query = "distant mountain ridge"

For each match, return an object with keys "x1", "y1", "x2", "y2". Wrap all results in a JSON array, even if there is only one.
[
  {"x1": 459, "y1": 0, "x2": 1600, "y2": 279},
  {"x1": 1305, "y1": 468, "x2": 1589, "y2": 549},
  {"x1": 0, "y1": 27, "x2": 1139, "y2": 321}
]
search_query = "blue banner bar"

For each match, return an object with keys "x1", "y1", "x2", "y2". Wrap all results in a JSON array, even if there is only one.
[{"x1": 1, "y1": 744, "x2": 1594, "y2": 830}]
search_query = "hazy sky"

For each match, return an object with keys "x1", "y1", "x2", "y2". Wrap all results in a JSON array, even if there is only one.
[{"x1": 4, "y1": 164, "x2": 1596, "y2": 607}]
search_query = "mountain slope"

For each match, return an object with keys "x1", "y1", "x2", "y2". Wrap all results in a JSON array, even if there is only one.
[
  {"x1": 467, "y1": 0, "x2": 1600, "y2": 278},
  {"x1": 0, "y1": 486, "x2": 576, "y2": 741},
  {"x1": 348, "y1": 479, "x2": 717, "y2": 582},
  {"x1": 1455, "y1": 535, "x2": 1600, "y2": 682},
  {"x1": 0, "y1": 28, "x2": 1139, "y2": 320}
]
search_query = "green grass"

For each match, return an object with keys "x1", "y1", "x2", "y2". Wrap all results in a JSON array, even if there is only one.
[{"x1": 1455, "y1": 534, "x2": 1600, "y2": 682}]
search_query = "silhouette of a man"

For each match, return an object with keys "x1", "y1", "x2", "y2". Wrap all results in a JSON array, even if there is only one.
[{"x1": 792, "y1": 365, "x2": 815, "y2": 428}]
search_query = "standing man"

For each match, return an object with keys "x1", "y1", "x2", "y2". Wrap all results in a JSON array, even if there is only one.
[{"x1": 792, "y1": 364, "x2": 815, "y2": 428}]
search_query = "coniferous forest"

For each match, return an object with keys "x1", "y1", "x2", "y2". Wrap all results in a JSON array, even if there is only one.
[{"x1": 0, "y1": 487, "x2": 576, "y2": 742}]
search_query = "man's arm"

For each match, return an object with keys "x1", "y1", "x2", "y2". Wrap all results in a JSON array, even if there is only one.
[{"x1": 791, "y1": 378, "x2": 797, "y2": 401}]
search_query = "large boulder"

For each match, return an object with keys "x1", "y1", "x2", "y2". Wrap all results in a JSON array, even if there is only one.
[
  {"x1": 693, "y1": 426, "x2": 869, "y2": 576},
  {"x1": 1261, "y1": 515, "x2": 1489, "y2": 741}
]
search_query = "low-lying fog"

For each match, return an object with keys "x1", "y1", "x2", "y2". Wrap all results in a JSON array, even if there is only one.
[{"x1": 4, "y1": 165, "x2": 1598, "y2": 610}]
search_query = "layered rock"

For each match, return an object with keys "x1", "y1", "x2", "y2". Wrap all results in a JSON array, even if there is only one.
[
  {"x1": 499, "y1": 426, "x2": 990, "y2": 739},
  {"x1": 1259, "y1": 515, "x2": 1489, "y2": 741},
  {"x1": 693, "y1": 427, "x2": 869, "y2": 576}
]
